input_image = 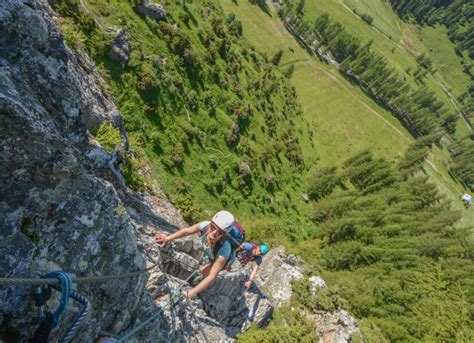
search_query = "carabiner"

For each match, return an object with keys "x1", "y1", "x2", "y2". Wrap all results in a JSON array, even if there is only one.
[{"x1": 40, "y1": 271, "x2": 72, "y2": 328}]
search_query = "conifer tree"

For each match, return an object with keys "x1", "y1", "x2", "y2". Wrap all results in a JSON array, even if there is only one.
[
  {"x1": 284, "y1": 64, "x2": 295, "y2": 78},
  {"x1": 271, "y1": 50, "x2": 284, "y2": 66},
  {"x1": 296, "y1": 0, "x2": 305, "y2": 14}
]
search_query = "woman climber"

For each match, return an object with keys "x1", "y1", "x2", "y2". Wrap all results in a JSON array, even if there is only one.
[
  {"x1": 236, "y1": 242, "x2": 269, "y2": 288},
  {"x1": 155, "y1": 210, "x2": 243, "y2": 300}
]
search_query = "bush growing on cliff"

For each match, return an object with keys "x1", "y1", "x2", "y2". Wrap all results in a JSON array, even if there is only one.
[
  {"x1": 95, "y1": 121, "x2": 121, "y2": 153},
  {"x1": 237, "y1": 308, "x2": 318, "y2": 342}
]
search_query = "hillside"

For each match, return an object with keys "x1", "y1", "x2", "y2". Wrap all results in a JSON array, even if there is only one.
[
  {"x1": 3, "y1": 0, "x2": 472, "y2": 342},
  {"x1": 0, "y1": 1, "x2": 367, "y2": 342}
]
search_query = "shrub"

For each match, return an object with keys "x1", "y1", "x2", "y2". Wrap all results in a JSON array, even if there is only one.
[
  {"x1": 237, "y1": 308, "x2": 318, "y2": 342},
  {"x1": 122, "y1": 153, "x2": 148, "y2": 192},
  {"x1": 172, "y1": 192, "x2": 204, "y2": 223},
  {"x1": 271, "y1": 50, "x2": 284, "y2": 66},
  {"x1": 284, "y1": 64, "x2": 295, "y2": 78},
  {"x1": 225, "y1": 123, "x2": 241, "y2": 148},
  {"x1": 137, "y1": 62, "x2": 159, "y2": 91},
  {"x1": 187, "y1": 89, "x2": 199, "y2": 110},
  {"x1": 94, "y1": 121, "x2": 121, "y2": 153},
  {"x1": 361, "y1": 13, "x2": 374, "y2": 25}
]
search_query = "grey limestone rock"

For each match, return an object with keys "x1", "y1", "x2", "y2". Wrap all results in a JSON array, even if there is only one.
[
  {"x1": 285, "y1": 253, "x2": 298, "y2": 266},
  {"x1": 255, "y1": 246, "x2": 362, "y2": 343},
  {"x1": 256, "y1": 246, "x2": 303, "y2": 306},
  {"x1": 308, "y1": 309, "x2": 362, "y2": 343},
  {"x1": 134, "y1": 0, "x2": 167, "y2": 21},
  {"x1": 309, "y1": 275, "x2": 326, "y2": 295}
]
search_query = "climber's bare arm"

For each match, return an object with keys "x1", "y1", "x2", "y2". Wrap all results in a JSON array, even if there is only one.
[
  {"x1": 245, "y1": 265, "x2": 259, "y2": 288},
  {"x1": 155, "y1": 223, "x2": 201, "y2": 246},
  {"x1": 187, "y1": 256, "x2": 226, "y2": 299}
]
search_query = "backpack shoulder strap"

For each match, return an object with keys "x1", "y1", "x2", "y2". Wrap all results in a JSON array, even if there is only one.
[{"x1": 199, "y1": 221, "x2": 211, "y2": 236}]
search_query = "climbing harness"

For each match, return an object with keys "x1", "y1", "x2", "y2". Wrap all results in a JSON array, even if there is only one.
[{"x1": 198, "y1": 220, "x2": 244, "y2": 270}]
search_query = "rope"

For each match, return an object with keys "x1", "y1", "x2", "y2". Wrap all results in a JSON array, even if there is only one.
[
  {"x1": 182, "y1": 297, "x2": 209, "y2": 343},
  {"x1": 116, "y1": 269, "x2": 199, "y2": 342},
  {"x1": 0, "y1": 261, "x2": 160, "y2": 286},
  {"x1": 60, "y1": 289, "x2": 90, "y2": 343}
]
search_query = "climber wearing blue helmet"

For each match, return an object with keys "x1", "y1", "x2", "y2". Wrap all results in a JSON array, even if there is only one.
[{"x1": 236, "y1": 242, "x2": 270, "y2": 288}]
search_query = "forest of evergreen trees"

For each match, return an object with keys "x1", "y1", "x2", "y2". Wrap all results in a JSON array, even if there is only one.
[
  {"x1": 389, "y1": 0, "x2": 473, "y2": 58},
  {"x1": 389, "y1": 0, "x2": 474, "y2": 128},
  {"x1": 449, "y1": 133, "x2": 474, "y2": 191},
  {"x1": 388, "y1": 0, "x2": 474, "y2": 191},
  {"x1": 279, "y1": 7, "x2": 458, "y2": 139},
  {"x1": 280, "y1": 1, "x2": 474, "y2": 191},
  {"x1": 304, "y1": 146, "x2": 473, "y2": 341}
]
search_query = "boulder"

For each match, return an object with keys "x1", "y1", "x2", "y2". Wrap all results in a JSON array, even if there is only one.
[
  {"x1": 307, "y1": 309, "x2": 362, "y2": 343},
  {"x1": 134, "y1": 0, "x2": 167, "y2": 21},
  {"x1": 255, "y1": 246, "x2": 303, "y2": 306},
  {"x1": 309, "y1": 275, "x2": 326, "y2": 295}
]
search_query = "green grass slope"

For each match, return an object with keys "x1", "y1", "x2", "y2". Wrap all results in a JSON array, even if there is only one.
[
  {"x1": 420, "y1": 25, "x2": 471, "y2": 99},
  {"x1": 301, "y1": 0, "x2": 471, "y2": 137},
  {"x1": 53, "y1": 0, "x2": 326, "y2": 245},
  {"x1": 220, "y1": 0, "x2": 410, "y2": 165},
  {"x1": 220, "y1": 0, "x2": 473, "y2": 229}
]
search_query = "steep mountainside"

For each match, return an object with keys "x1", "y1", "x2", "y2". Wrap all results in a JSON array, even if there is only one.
[
  {"x1": 2, "y1": 0, "x2": 473, "y2": 342},
  {"x1": 0, "y1": 1, "x2": 360, "y2": 342}
]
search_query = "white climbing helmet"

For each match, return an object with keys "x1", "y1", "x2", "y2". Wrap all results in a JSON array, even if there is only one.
[{"x1": 212, "y1": 210, "x2": 235, "y2": 233}]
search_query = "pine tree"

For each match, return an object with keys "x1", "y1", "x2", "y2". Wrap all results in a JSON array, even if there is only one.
[
  {"x1": 284, "y1": 64, "x2": 295, "y2": 78},
  {"x1": 271, "y1": 50, "x2": 283, "y2": 66},
  {"x1": 296, "y1": 0, "x2": 305, "y2": 14}
]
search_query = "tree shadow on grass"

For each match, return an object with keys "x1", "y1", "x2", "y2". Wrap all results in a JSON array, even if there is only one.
[{"x1": 249, "y1": 0, "x2": 272, "y2": 16}]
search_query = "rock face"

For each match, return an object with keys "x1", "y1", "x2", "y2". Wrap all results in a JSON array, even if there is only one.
[
  {"x1": 134, "y1": 0, "x2": 167, "y2": 21},
  {"x1": 0, "y1": 1, "x2": 270, "y2": 341},
  {"x1": 256, "y1": 246, "x2": 362, "y2": 343},
  {"x1": 256, "y1": 246, "x2": 303, "y2": 306},
  {"x1": 0, "y1": 0, "x2": 151, "y2": 341},
  {"x1": 0, "y1": 1, "x2": 360, "y2": 342}
]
